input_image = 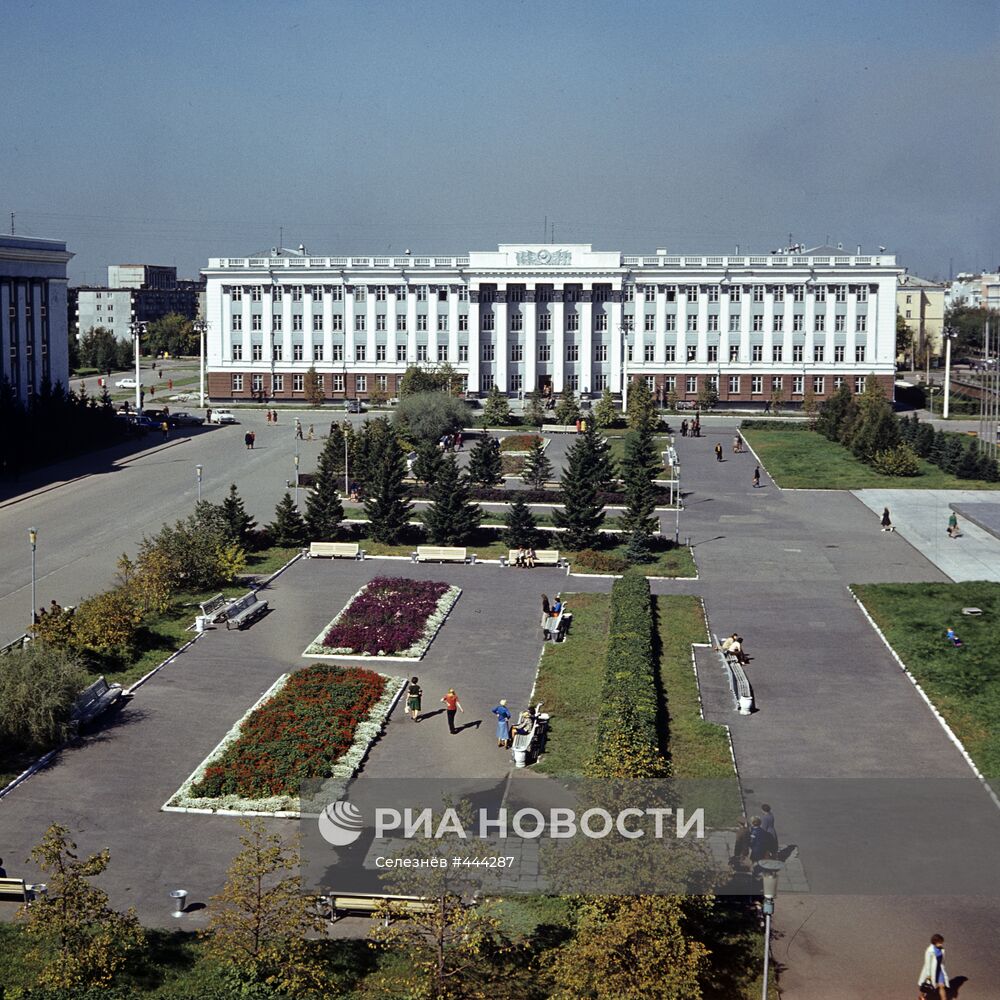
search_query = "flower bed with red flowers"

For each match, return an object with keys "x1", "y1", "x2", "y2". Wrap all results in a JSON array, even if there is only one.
[
  {"x1": 304, "y1": 576, "x2": 461, "y2": 660},
  {"x1": 189, "y1": 664, "x2": 385, "y2": 800}
]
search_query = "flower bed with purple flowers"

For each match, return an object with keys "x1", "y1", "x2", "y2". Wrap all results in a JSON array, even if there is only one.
[{"x1": 303, "y1": 576, "x2": 461, "y2": 661}]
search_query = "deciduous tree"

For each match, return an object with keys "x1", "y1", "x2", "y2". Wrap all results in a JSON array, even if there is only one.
[
  {"x1": 303, "y1": 366, "x2": 324, "y2": 407},
  {"x1": 593, "y1": 387, "x2": 617, "y2": 428},
  {"x1": 482, "y1": 384, "x2": 512, "y2": 426}
]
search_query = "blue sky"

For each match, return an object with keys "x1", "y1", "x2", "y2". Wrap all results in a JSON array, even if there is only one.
[{"x1": 2, "y1": 0, "x2": 998, "y2": 283}]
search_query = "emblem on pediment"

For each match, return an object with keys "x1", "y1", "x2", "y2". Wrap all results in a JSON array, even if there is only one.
[{"x1": 515, "y1": 249, "x2": 571, "y2": 266}]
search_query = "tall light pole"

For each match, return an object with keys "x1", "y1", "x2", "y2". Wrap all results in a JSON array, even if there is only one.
[
  {"x1": 943, "y1": 325, "x2": 958, "y2": 419},
  {"x1": 620, "y1": 316, "x2": 634, "y2": 412},
  {"x1": 195, "y1": 464, "x2": 203, "y2": 501},
  {"x1": 193, "y1": 319, "x2": 207, "y2": 409},
  {"x1": 759, "y1": 860, "x2": 784, "y2": 1000},
  {"x1": 344, "y1": 431, "x2": 350, "y2": 496},
  {"x1": 294, "y1": 450, "x2": 300, "y2": 509},
  {"x1": 129, "y1": 320, "x2": 146, "y2": 413},
  {"x1": 29, "y1": 527, "x2": 38, "y2": 627}
]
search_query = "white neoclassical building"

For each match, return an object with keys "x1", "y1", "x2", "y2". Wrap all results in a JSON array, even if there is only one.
[{"x1": 202, "y1": 243, "x2": 900, "y2": 405}]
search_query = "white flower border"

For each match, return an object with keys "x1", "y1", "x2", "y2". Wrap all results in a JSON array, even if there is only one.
[
  {"x1": 162, "y1": 667, "x2": 407, "y2": 817},
  {"x1": 301, "y1": 581, "x2": 461, "y2": 662}
]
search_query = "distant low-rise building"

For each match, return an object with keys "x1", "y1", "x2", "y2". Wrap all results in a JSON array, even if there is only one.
[
  {"x1": 897, "y1": 273, "x2": 947, "y2": 357},
  {"x1": 75, "y1": 264, "x2": 204, "y2": 341},
  {"x1": 1, "y1": 234, "x2": 73, "y2": 405}
]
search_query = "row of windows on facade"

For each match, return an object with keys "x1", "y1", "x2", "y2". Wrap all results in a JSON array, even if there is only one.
[
  {"x1": 228, "y1": 371, "x2": 868, "y2": 396},
  {"x1": 6, "y1": 303, "x2": 48, "y2": 320},
  {"x1": 229, "y1": 311, "x2": 870, "y2": 334},
  {"x1": 231, "y1": 341, "x2": 868, "y2": 364},
  {"x1": 225, "y1": 283, "x2": 872, "y2": 303}
]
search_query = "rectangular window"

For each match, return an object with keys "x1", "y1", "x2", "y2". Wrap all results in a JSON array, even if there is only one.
[
  {"x1": 251, "y1": 314, "x2": 262, "y2": 331},
  {"x1": 377, "y1": 374, "x2": 388, "y2": 391},
  {"x1": 595, "y1": 313, "x2": 608, "y2": 332},
  {"x1": 686, "y1": 344, "x2": 697, "y2": 362},
  {"x1": 293, "y1": 344, "x2": 303, "y2": 361},
  {"x1": 354, "y1": 286, "x2": 366, "y2": 302},
  {"x1": 312, "y1": 315, "x2": 323, "y2": 331},
  {"x1": 834, "y1": 376, "x2": 845, "y2": 389},
  {"x1": 707, "y1": 345, "x2": 718, "y2": 362},
  {"x1": 665, "y1": 345, "x2": 676, "y2": 361},
  {"x1": 330, "y1": 285, "x2": 342, "y2": 301},
  {"x1": 231, "y1": 287, "x2": 242, "y2": 301},
  {"x1": 642, "y1": 313, "x2": 654, "y2": 332},
  {"x1": 793, "y1": 314, "x2": 804, "y2": 332},
  {"x1": 272, "y1": 344, "x2": 283, "y2": 361},
  {"x1": 377, "y1": 345, "x2": 387, "y2": 362},
  {"x1": 567, "y1": 374, "x2": 579, "y2": 391},
  {"x1": 752, "y1": 344, "x2": 763, "y2": 361},
  {"x1": 510, "y1": 313, "x2": 523, "y2": 332},
  {"x1": 729, "y1": 285, "x2": 742, "y2": 302},
  {"x1": 623, "y1": 284, "x2": 635, "y2": 302},
  {"x1": 855, "y1": 376, "x2": 866, "y2": 393},
  {"x1": 252, "y1": 374, "x2": 263, "y2": 393},
  {"x1": 707, "y1": 286, "x2": 720, "y2": 302},
  {"x1": 314, "y1": 344, "x2": 324, "y2": 361},
  {"x1": 232, "y1": 374, "x2": 243, "y2": 391},
  {"x1": 439, "y1": 288, "x2": 449, "y2": 302},
  {"x1": 773, "y1": 315, "x2": 784, "y2": 332},
  {"x1": 458, "y1": 345, "x2": 469, "y2": 362},
  {"x1": 771, "y1": 376, "x2": 783, "y2": 390},
  {"x1": 815, "y1": 315, "x2": 825, "y2": 332},
  {"x1": 397, "y1": 315, "x2": 406, "y2": 331},
  {"x1": 836, "y1": 286, "x2": 847, "y2": 302},
  {"x1": 331, "y1": 315, "x2": 342, "y2": 331},
  {"x1": 644, "y1": 344, "x2": 655, "y2": 362},
  {"x1": 752, "y1": 375, "x2": 763, "y2": 394},
  {"x1": 482, "y1": 343, "x2": 495, "y2": 361},
  {"x1": 566, "y1": 344, "x2": 579, "y2": 361},
  {"x1": 855, "y1": 345, "x2": 867, "y2": 362},
  {"x1": 292, "y1": 315, "x2": 303, "y2": 331},
  {"x1": 510, "y1": 373, "x2": 523, "y2": 392},
  {"x1": 686, "y1": 376, "x2": 697, "y2": 393},
  {"x1": 376, "y1": 314, "x2": 386, "y2": 331},
  {"x1": 416, "y1": 286, "x2": 427, "y2": 301},
  {"x1": 355, "y1": 316, "x2": 365, "y2": 332},
  {"x1": 416, "y1": 345, "x2": 428, "y2": 361},
  {"x1": 793, "y1": 285, "x2": 805, "y2": 302},
  {"x1": 856, "y1": 315, "x2": 867, "y2": 332},
  {"x1": 773, "y1": 286, "x2": 785, "y2": 302},
  {"x1": 834, "y1": 345, "x2": 845, "y2": 362},
  {"x1": 274, "y1": 315, "x2": 284, "y2": 332},
  {"x1": 686, "y1": 314, "x2": 698, "y2": 331},
  {"x1": 356, "y1": 375, "x2": 367, "y2": 392},
  {"x1": 459, "y1": 314, "x2": 469, "y2": 331},
  {"x1": 594, "y1": 373, "x2": 607, "y2": 390},
  {"x1": 293, "y1": 374, "x2": 304, "y2": 392},
  {"x1": 251, "y1": 343, "x2": 263, "y2": 361},
  {"x1": 814, "y1": 285, "x2": 827, "y2": 301},
  {"x1": 458, "y1": 286, "x2": 469, "y2": 302},
  {"x1": 272, "y1": 286, "x2": 283, "y2": 301},
  {"x1": 375, "y1": 285, "x2": 386, "y2": 301},
  {"x1": 251, "y1": 286, "x2": 262, "y2": 301},
  {"x1": 332, "y1": 374, "x2": 345, "y2": 392},
  {"x1": 729, "y1": 345, "x2": 739, "y2": 362},
  {"x1": 231, "y1": 344, "x2": 243, "y2": 361},
  {"x1": 813, "y1": 376, "x2": 825, "y2": 393},
  {"x1": 511, "y1": 344, "x2": 523, "y2": 361},
  {"x1": 814, "y1": 345, "x2": 824, "y2": 362},
  {"x1": 397, "y1": 345, "x2": 407, "y2": 362},
  {"x1": 729, "y1": 314, "x2": 740, "y2": 332},
  {"x1": 272, "y1": 374, "x2": 284, "y2": 392},
  {"x1": 594, "y1": 344, "x2": 607, "y2": 361},
  {"x1": 412, "y1": 315, "x2": 425, "y2": 332},
  {"x1": 664, "y1": 376, "x2": 676, "y2": 392},
  {"x1": 437, "y1": 345, "x2": 448, "y2": 362},
  {"x1": 793, "y1": 375, "x2": 804, "y2": 394},
  {"x1": 792, "y1": 345, "x2": 804, "y2": 362},
  {"x1": 567, "y1": 313, "x2": 579, "y2": 331},
  {"x1": 332, "y1": 343, "x2": 344, "y2": 362},
  {"x1": 627, "y1": 345, "x2": 634, "y2": 362},
  {"x1": 835, "y1": 315, "x2": 845, "y2": 332},
  {"x1": 355, "y1": 344, "x2": 366, "y2": 362},
  {"x1": 438, "y1": 315, "x2": 448, "y2": 332},
  {"x1": 753, "y1": 285, "x2": 764, "y2": 302},
  {"x1": 665, "y1": 314, "x2": 676, "y2": 331},
  {"x1": 232, "y1": 315, "x2": 243, "y2": 331},
  {"x1": 772, "y1": 345, "x2": 783, "y2": 362},
  {"x1": 707, "y1": 314, "x2": 719, "y2": 332},
  {"x1": 752, "y1": 315, "x2": 764, "y2": 331},
  {"x1": 481, "y1": 313, "x2": 494, "y2": 331},
  {"x1": 291, "y1": 286, "x2": 303, "y2": 302},
  {"x1": 856, "y1": 285, "x2": 869, "y2": 302},
  {"x1": 729, "y1": 376, "x2": 740, "y2": 393}
]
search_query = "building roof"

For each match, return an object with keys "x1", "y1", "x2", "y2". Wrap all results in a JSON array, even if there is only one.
[{"x1": 898, "y1": 274, "x2": 947, "y2": 289}]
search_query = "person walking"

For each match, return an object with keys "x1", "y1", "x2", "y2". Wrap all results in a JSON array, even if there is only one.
[
  {"x1": 160, "y1": 420, "x2": 169, "y2": 441},
  {"x1": 541, "y1": 594, "x2": 550, "y2": 626},
  {"x1": 881, "y1": 506, "x2": 894, "y2": 532},
  {"x1": 441, "y1": 689, "x2": 463, "y2": 734},
  {"x1": 491, "y1": 699, "x2": 512, "y2": 747},
  {"x1": 752, "y1": 466, "x2": 761, "y2": 488},
  {"x1": 206, "y1": 407, "x2": 212, "y2": 423},
  {"x1": 947, "y1": 511, "x2": 960, "y2": 538},
  {"x1": 917, "y1": 934, "x2": 949, "y2": 999},
  {"x1": 455, "y1": 431, "x2": 463, "y2": 451},
  {"x1": 405, "y1": 676, "x2": 422, "y2": 721},
  {"x1": 733, "y1": 434, "x2": 741, "y2": 454},
  {"x1": 714, "y1": 442, "x2": 723, "y2": 462},
  {"x1": 244, "y1": 431, "x2": 253, "y2": 450},
  {"x1": 249, "y1": 430, "x2": 256, "y2": 449},
  {"x1": 759, "y1": 804, "x2": 777, "y2": 854},
  {"x1": 307, "y1": 424, "x2": 315, "y2": 441},
  {"x1": 271, "y1": 409, "x2": 278, "y2": 424},
  {"x1": 681, "y1": 419, "x2": 688, "y2": 437},
  {"x1": 295, "y1": 418, "x2": 303, "y2": 441},
  {"x1": 266, "y1": 409, "x2": 272, "y2": 425}
]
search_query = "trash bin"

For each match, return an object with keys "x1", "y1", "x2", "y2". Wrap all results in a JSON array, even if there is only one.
[
  {"x1": 195, "y1": 615, "x2": 211, "y2": 633},
  {"x1": 738, "y1": 695, "x2": 753, "y2": 716},
  {"x1": 169, "y1": 889, "x2": 188, "y2": 917}
]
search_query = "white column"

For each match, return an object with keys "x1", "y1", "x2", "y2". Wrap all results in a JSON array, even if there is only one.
[
  {"x1": 448, "y1": 287, "x2": 459, "y2": 364},
  {"x1": 634, "y1": 285, "x2": 647, "y2": 385},
  {"x1": 867, "y1": 285, "x2": 878, "y2": 365},
  {"x1": 805, "y1": 287, "x2": 817, "y2": 367},
  {"x1": 242, "y1": 296, "x2": 253, "y2": 369},
  {"x1": 406, "y1": 287, "x2": 417, "y2": 363},
  {"x1": 677, "y1": 286, "x2": 690, "y2": 362},
  {"x1": 523, "y1": 288, "x2": 537, "y2": 394},
  {"x1": 552, "y1": 289, "x2": 565, "y2": 391},
  {"x1": 322, "y1": 287, "x2": 334, "y2": 364},
  {"x1": 387, "y1": 286, "x2": 398, "y2": 359},
  {"x1": 846, "y1": 289, "x2": 858, "y2": 364},
  {"x1": 494, "y1": 287, "x2": 508, "y2": 391},
  {"x1": 468, "y1": 291, "x2": 480, "y2": 391},
  {"x1": 366, "y1": 287, "x2": 376, "y2": 363},
  {"x1": 281, "y1": 289, "x2": 292, "y2": 368},
  {"x1": 303, "y1": 288, "x2": 314, "y2": 366},
  {"x1": 763, "y1": 289, "x2": 774, "y2": 368},
  {"x1": 696, "y1": 289, "x2": 708, "y2": 364},
  {"x1": 579, "y1": 291, "x2": 593, "y2": 394},
  {"x1": 222, "y1": 288, "x2": 232, "y2": 364},
  {"x1": 655, "y1": 284, "x2": 666, "y2": 363},
  {"x1": 740, "y1": 290, "x2": 752, "y2": 362},
  {"x1": 344, "y1": 286, "x2": 355, "y2": 373},
  {"x1": 609, "y1": 294, "x2": 623, "y2": 392}
]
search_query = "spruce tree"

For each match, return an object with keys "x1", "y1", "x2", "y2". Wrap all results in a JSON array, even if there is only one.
[
  {"x1": 626, "y1": 377, "x2": 658, "y2": 433},
  {"x1": 580, "y1": 421, "x2": 618, "y2": 491},
  {"x1": 502, "y1": 496, "x2": 539, "y2": 548},
  {"x1": 620, "y1": 428, "x2": 659, "y2": 562},
  {"x1": 523, "y1": 390, "x2": 545, "y2": 428},
  {"x1": 553, "y1": 434, "x2": 606, "y2": 549},
  {"x1": 554, "y1": 386, "x2": 579, "y2": 425},
  {"x1": 412, "y1": 439, "x2": 444, "y2": 487},
  {"x1": 326, "y1": 421, "x2": 347, "y2": 471},
  {"x1": 482, "y1": 385, "x2": 511, "y2": 427},
  {"x1": 956, "y1": 440, "x2": 982, "y2": 480},
  {"x1": 353, "y1": 417, "x2": 396, "y2": 493},
  {"x1": 221, "y1": 483, "x2": 257, "y2": 545},
  {"x1": 268, "y1": 493, "x2": 307, "y2": 547},
  {"x1": 304, "y1": 436, "x2": 345, "y2": 540},
  {"x1": 364, "y1": 432, "x2": 413, "y2": 543},
  {"x1": 593, "y1": 388, "x2": 617, "y2": 428},
  {"x1": 467, "y1": 433, "x2": 503, "y2": 487},
  {"x1": 422, "y1": 454, "x2": 482, "y2": 545},
  {"x1": 521, "y1": 436, "x2": 553, "y2": 489}
]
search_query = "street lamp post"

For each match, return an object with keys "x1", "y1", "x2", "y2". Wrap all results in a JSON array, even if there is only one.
[
  {"x1": 29, "y1": 527, "x2": 37, "y2": 627},
  {"x1": 129, "y1": 320, "x2": 146, "y2": 413},
  {"x1": 195, "y1": 464, "x2": 203, "y2": 501},
  {"x1": 943, "y1": 326, "x2": 958, "y2": 419},
  {"x1": 193, "y1": 320, "x2": 207, "y2": 409},
  {"x1": 344, "y1": 432, "x2": 350, "y2": 496},
  {"x1": 758, "y1": 860, "x2": 784, "y2": 1000},
  {"x1": 294, "y1": 451, "x2": 300, "y2": 509}
]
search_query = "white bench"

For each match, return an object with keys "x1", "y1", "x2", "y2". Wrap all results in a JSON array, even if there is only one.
[
  {"x1": 199, "y1": 593, "x2": 228, "y2": 622},
  {"x1": 0, "y1": 877, "x2": 29, "y2": 902},
  {"x1": 542, "y1": 609, "x2": 569, "y2": 641},
  {"x1": 713, "y1": 633, "x2": 754, "y2": 715},
  {"x1": 504, "y1": 548, "x2": 563, "y2": 568},
  {"x1": 323, "y1": 892, "x2": 438, "y2": 925},
  {"x1": 412, "y1": 545, "x2": 472, "y2": 564},
  {"x1": 308, "y1": 541, "x2": 364, "y2": 560},
  {"x1": 223, "y1": 592, "x2": 269, "y2": 630},
  {"x1": 541, "y1": 423, "x2": 578, "y2": 433},
  {"x1": 71, "y1": 676, "x2": 123, "y2": 729},
  {"x1": 511, "y1": 703, "x2": 550, "y2": 767}
]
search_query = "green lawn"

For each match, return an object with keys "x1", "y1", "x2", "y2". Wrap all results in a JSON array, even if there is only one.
[
  {"x1": 853, "y1": 582, "x2": 1000, "y2": 778},
  {"x1": 742, "y1": 426, "x2": 1000, "y2": 490}
]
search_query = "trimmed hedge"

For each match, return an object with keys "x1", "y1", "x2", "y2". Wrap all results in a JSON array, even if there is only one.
[{"x1": 590, "y1": 571, "x2": 665, "y2": 778}]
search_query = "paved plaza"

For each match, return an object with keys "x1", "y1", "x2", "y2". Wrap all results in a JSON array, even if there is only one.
[{"x1": 2, "y1": 413, "x2": 1000, "y2": 998}]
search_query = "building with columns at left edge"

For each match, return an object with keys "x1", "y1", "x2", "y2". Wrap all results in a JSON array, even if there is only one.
[
  {"x1": 202, "y1": 243, "x2": 901, "y2": 406},
  {"x1": 1, "y1": 234, "x2": 73, "y2": 406}
]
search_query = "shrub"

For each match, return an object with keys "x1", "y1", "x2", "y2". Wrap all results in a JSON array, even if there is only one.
[
  {"x1": 574, "y1": 549, "x2": 630, "y2": 574},
  {"x1": 0, "y1": 643, "x2": 88, "y2": 750},
  {"x1": 870, "y1": 442, "x2": 920, "y2": 477},
  {"x1": 394, "y1": 392, "x2": 471, "y2": 444},
  {"x1": 72, "y1": 589, "x2": 142, "y2": 656}
]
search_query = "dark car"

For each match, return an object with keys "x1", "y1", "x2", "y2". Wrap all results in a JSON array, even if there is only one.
[
  {"x1": 346, "y1": 399, "x2": 363, "y2": 414},
  {"x1": 168, "y1": 411, "x2": 205, "y2": 427}
]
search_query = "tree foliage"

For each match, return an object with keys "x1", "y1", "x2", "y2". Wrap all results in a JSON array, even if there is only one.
[
  {"x1": 363, "y1": 430, "x2": 413, "y2": 543},
  {"x1": 18, "y1": 824, "x2": 145, "y2": 991},
  {"x1": 144, "y1": 313, "x2": 196, "y2": 357},
  {"x1": 482, "y1": 385, "x2": 512, "y2": 426},
  {"x1": 593, "y1": 388, "x2": 617, "y2": 428},
  {"x1": 553, "y1": 433, "x2": 606, "y2": 549},
  {"x1": 620, "y1": 428, "x2": 660, "y2": 562},
  {"x1": 554, "y1": 386, "x2": 579, "y2": 426},
  {"x1": 422, "y1": 454, "x2": 482, "y2": 545},
  {"x1": 523, "y1": 389, "x2": 545, "y2": 427},
  {"x1": 304, "y1": 436, "x2": 345, "y2": 541},
  {"x1": 466, "y1": 433, "x2": 503, "y2": 488},
  {"x1": 267, "y1": 493, "x2": 307, "y2": 547},
  {"x1": 399, "y1": 363, "x2": 464, "y2": 398},
  {"x1": 220, "y1": 484, "x2": 257, "y2": 545},
  {"x1": 502, "y1": 496, "x2": 539, "y2": 548},
  {"x1": 626, "y1": 377, "x2": 658, "y2": 433},
  {"x1": 413, "y1": 438, "x2": 445, "y2": 487},
  {"x1": 303, "y1": 366, "x2": 324, "y2": 407},
  {"x1": 76, "y1": 327, "x2": 132, "y2": 372},
  {"x1": 394, "y1": 392, "x2": 471, "y2": 444},
  {"x1": 520, "y1": 436, "x2": 553, "y2": 489}
]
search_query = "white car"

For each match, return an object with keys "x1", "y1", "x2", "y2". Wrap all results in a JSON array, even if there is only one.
[
  {"x1": 115, "y1": 377, "x2": 140, "y2": 389},
  {"x1": 208, "y1": 408, "x2": 237, "y2": 424}
]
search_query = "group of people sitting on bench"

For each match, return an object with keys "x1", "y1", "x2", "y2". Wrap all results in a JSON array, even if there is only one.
[
  {"x1": 719, "y1": 633, "x2": 748, "y2": 665},
  {"x1": 513, "y1": 547, "x2": 537, "y2": 568}
]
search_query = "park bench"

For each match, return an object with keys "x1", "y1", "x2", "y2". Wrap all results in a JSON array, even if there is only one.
[
  {"x1": 322, "y1": 892, "x2": 438, "y2": 925},
  {"x1": 511, "y1": 703, "x2": 550, "y2": 768},
  {"x1": 223, "y1": 592, "x2": 269, "y2": 630},
  {"x1": 713, "y1": 633, "x2": 754, "y2": 715},
  {"x1": 0, "y1": 877, "x2": 29, "y2": 903},
  {"x1": 71, "y1": 676, "x2": 124, "y2": 729},
  {"x1": 412, "y1": 545, "x2": 472, "y2": 564},
  {"x1": 503, "y1": 549, "x2": 563, "y2": 568},
  {"x1": 541, "y1": 423, "x2": 578, "y2": 433},
  {"x1": 199, "y1": 593, "x2": 228, "y2": 622},
  {"x1": 542, "y1": 608, "x2": 570, "y2": 642},
  {"x1": 308, "y1": 541, "x2": 364, "y2": 560}
]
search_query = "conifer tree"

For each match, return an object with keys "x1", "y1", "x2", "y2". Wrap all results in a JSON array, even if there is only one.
[
  {"x1": 304, "y1": 436, "x2": 345, "y2": 540},
  {"x1": 593, "y1": 387, "x2": 617, "y2": 428},
  {"x1": 268, "y1": 492, "x2": 307, "y2": 547},
  {"x1": 353, "y1": 417, "x2": 396, "y2": 492},
  {"x1": 422, "y1": 454, "x2": 482, "y2": 545},
  {"x1": 580, "y1": 421, "x2": 618, "y2": 491},
  {"x1": 364, "y1": 432, "x2": 413, "y2": 543},
  {"x1": 521, "y1": 436, "x2": 553, "y2": 489},
  {"x1": 413, "y1": 438, "x2": 444, "y2": 487},
  {"x1": 523, "y1": 389, "x2": 545, "y2": 427},
  {"x1": 626, "y1": 376, "x2": 658, "y2": 433},
  {"x1": 502, "y1": 495, "x2": 539, "y2": 548},
  {"x1": 554, "y1": 385, "x2": 580, "y2": 425},
  {"x1": 220, "y1": 483, "x2": 257, "y2": 545},
  {"x1": 482, "y1": 384, "x2": 511, "y2": 426},
  {"x1": 467, "y1": 432, "x2": 503, "y2": 488},
  {"x1": 620, "y1": 428, "x2": 659, "y2": 562},
  {"x1": 553, "y1": 434, "x2": 606, "y2": 548}
]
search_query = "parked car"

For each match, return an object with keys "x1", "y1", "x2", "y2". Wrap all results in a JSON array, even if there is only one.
[
  {"x1": 345, "y1": 399, "x2": 363, "y2": 414},
  {"x1": 168, "y1": 411, "x2": 205, "y2": 427},
  {"x1": 129, "y1": 414, "x2": 158, "y2": 431},
  {"x1": 115, "y1": 377, "x2": 140, "y2": 389},
  {"x1": 208, "y1": 408, "x2": 237, "y2": 424}
]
